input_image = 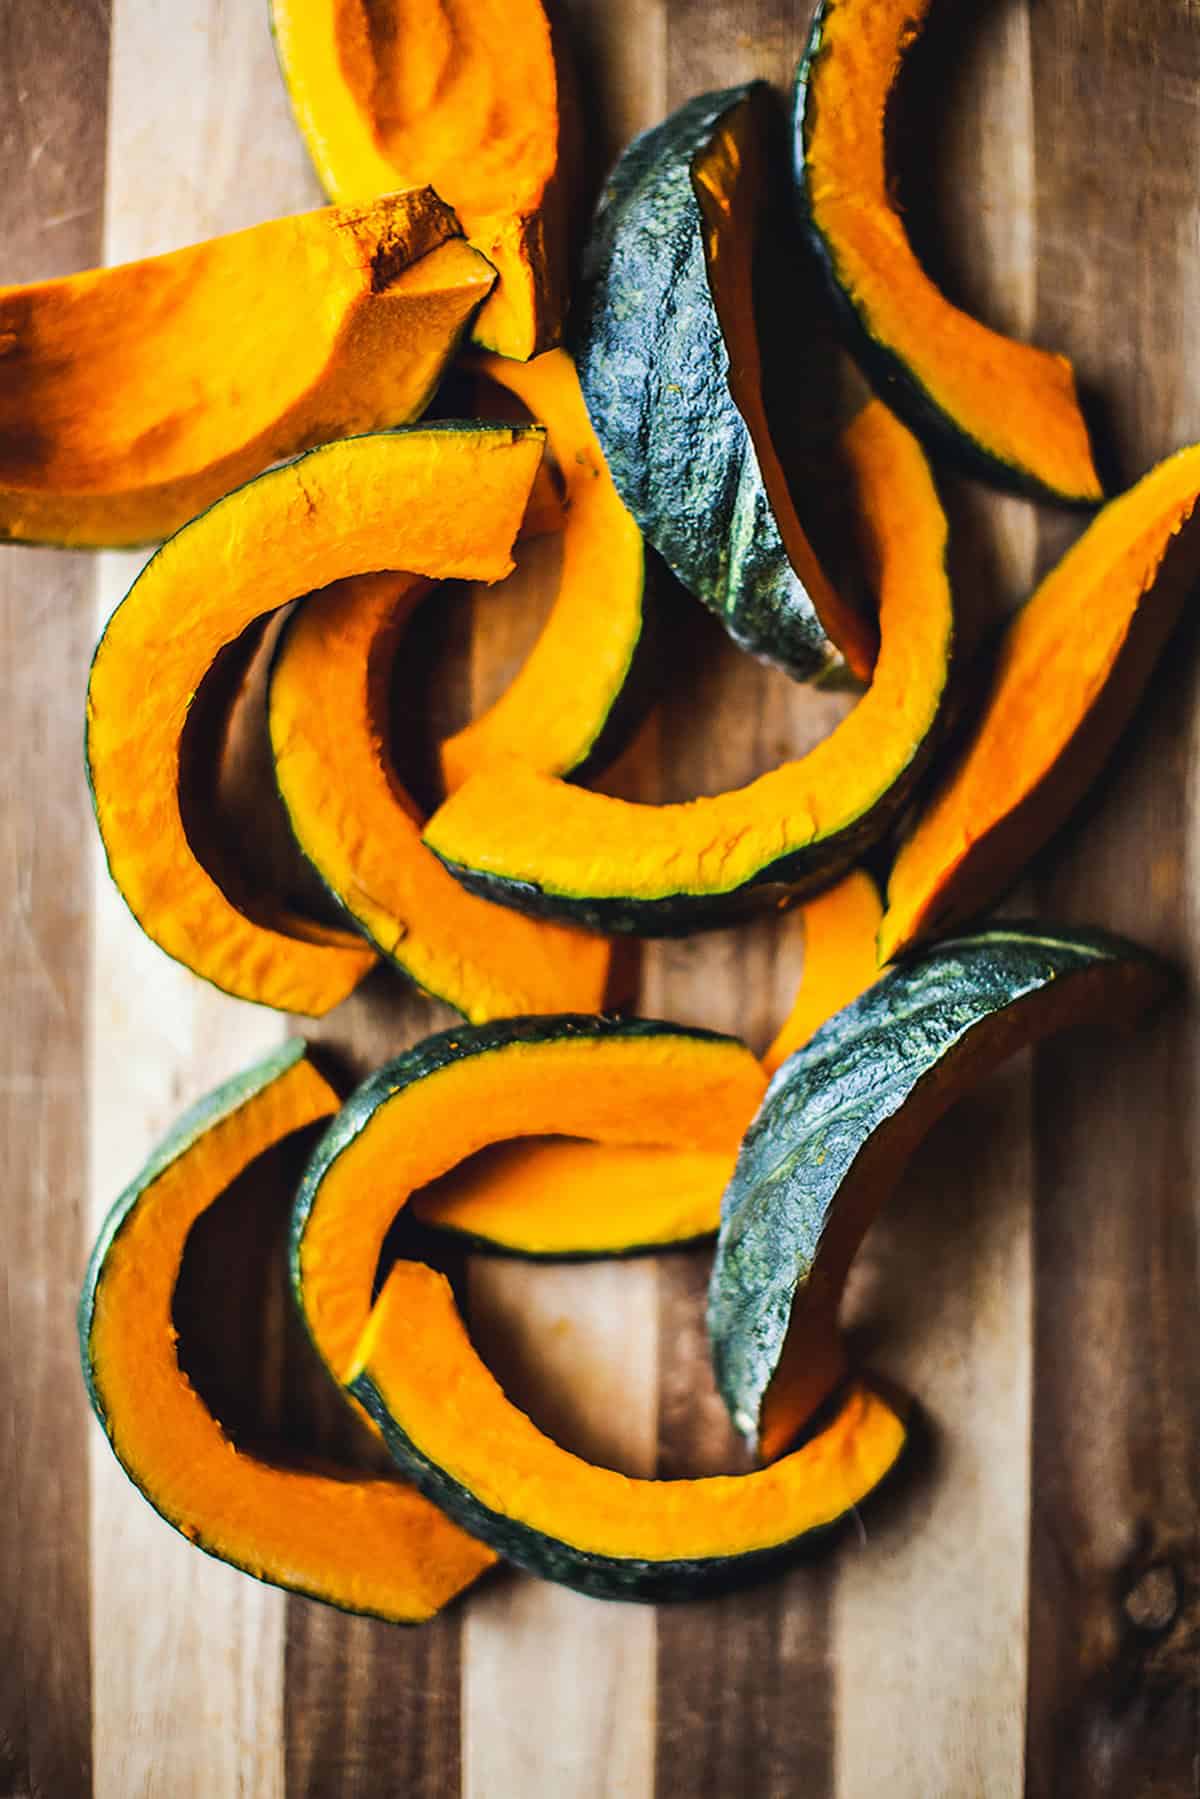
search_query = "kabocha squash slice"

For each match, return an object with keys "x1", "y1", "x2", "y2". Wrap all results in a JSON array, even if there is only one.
[
  {"x1": 291, "y1": 1018, "x2": 768, "y2": 1365},
  {"x1": 762, "y1": 870, "x2": 882, "y2": 1076},
  {"x1": 425, "y1": 400, "x2": 953, "y2": 934},
  {"x1": 412, "y1": 877, "x2": 884, "y2": 1254},
  {"x1": 794, "y1": 0, "x2": 1101, "y2": 507},
  {"x1": 271, "y1": 0, "x2": 572, "y2": 361},
  {"x1": 575, "y1": 83, "x2": 874, "y2": 685},
  {"x1": 347, "y1": 1260, "x2": 907, "y2": 1601},
  {"x1": 267, "y1": 568, "x2": 610, "y2": 1022},
  {"x1": 86, "y1": 423, "x2": 556, "y2": 1016},
  {"x1": 440, "y1": 350, "x2": 652, "y2": 787},
  {"x1": 79, "y1": 1040, "x2": 496, "y2": 1625},
  {"x1": 708, "y1": 927, "x2": 1166, "y2": 1462},
  {"x1": 880, "y1": 443, "x2": 1200, "y2": 961},
  {"x1": 0, "y1": 191, "x2": 494, "y2": 548}
]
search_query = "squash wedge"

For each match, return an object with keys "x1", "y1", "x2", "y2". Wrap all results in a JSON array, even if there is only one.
[
  {"x1": 576, "y1": 83, "x2": 873, "y2": 683},
  {"x1": 794, "y1": 0, "x2": 1101, "y2": 507},
  {"x1": 762, "y1": 870, "x2": 882, "y2": 1076},
  {"x1": 270, "y1": 0, "x2": 572, "y2": 361},
  {"x1": 267, "y1": 568, "x2": 611, "y2": 1022},
  {"x1": 348, "y1": 1259, "x2": 907, "y2": 1601},
  {"x1": 0, "y1": 190, "x2": 493, "y2": 547},
  {"x1": 86, "y1": 424, "x2": 549, "y2": 1015},
  {"x1": 79, "y1": 1040, "x2": 496, "y2": 1625},
  {"x1": 291, "y1": 1017, "x2": 767, "y2": 1370},
  {"x1": 424, "y1": 401, "x2": 952, "y2": 934},
  {"x1": 440, "y1": 350, "x2": 652, "y2": 786},
  {"x1": 709, "y1": 927, "x2": 1166, "y2": 1461},
  {"x1": 880, "y1": 442, "x2": 1200, "y2": 961}
]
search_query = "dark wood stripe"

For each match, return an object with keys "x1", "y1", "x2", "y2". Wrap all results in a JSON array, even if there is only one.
[
  {"x1": 282, "y1": 587, "x2": 471, "y2": 1799},
  {"x1": 1028, "y1": 4, "x2": 1200, "y2": 1793},
  {"x1": 0, "y1": 4, "x2": 110, "y2": 1795}
]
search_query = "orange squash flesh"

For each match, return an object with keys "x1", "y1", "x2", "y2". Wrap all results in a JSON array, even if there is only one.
[
  {"x1": 880, "y1": 443, "x2": 1200, "y2": 961},
  {"x1": 294, "y1": 1028, "x2": 768, "y2": 1385},
  {"x1": 798, "y1": 0, "x2": 1101, "y2": 507},
  {"x1": 81, "y1": 1042, "x2": 495, "y2": 1624},
  {"x1": 271, "y1": 0, "x2": 570, "y2": 360},
  {"x1": 0, "y1": 191, "x2": 494, "y2": 547},
  {"x1": 86, "y1": 424, "x2": 544, "y2": 1015},
  {"x1": 440, "y1": 350, "x2": 647, "y2": 787},
  {"x1": 424, "y1": 400, "x2": 952, "y2": 925},
  {"x1": 348, "y1": 1260, "x2": 907, "y2": 1588},
  {"x1": 762, "y1": 870, "x2": 883, "y2": 1076},
  {"x1": 268, "y1": 569, "x2": 611, "y2": 1021}
]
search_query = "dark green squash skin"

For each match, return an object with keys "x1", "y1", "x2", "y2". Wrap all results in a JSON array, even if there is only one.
[
  {"x1": 290, "y1": 1013, "x2": 751, "y2": 1310},
  {"x1": 76, "y1": 1042, "x2": 422, "y2": 1626},
  {"x1": 793, "y1": 3, "x2": 1099, "y2": 510},
  {"x1": 708, "y1": 926, "x2": 1166, "y2": 1451},
  {"x1": 573, "y1": 83, "x2": 846, "y2": 685},
  {"x1": 349, "y1": 1361, "x2": 901, "y2": 1602}
]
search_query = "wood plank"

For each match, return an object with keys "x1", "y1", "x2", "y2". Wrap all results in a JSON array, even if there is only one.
[
  {"x1": 833, "y1": 6, "x2": 1038, "y2": 1794},
  {"x1": 0, "y1": 5, "x2": 110, "y2": 1794},
  {"x1": 1027, "y1": 4, "x2": 1200, "y2": 1791},
  {"x1": 86, "y1": 3, "x2": 321, "y2": 1793}
]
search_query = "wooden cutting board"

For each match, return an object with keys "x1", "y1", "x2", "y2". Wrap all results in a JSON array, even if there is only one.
[{"x1": 3, "y1": 1, "x2": 1198, "y2": 1794}]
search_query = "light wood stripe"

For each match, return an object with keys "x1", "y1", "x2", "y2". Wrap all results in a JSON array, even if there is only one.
[
  {"x1": 86, "y1": 3, "x2": 319, "y2": 1792},
  {"x1": 0, "y1": 6, "x2": 110, "y2": 1793}
]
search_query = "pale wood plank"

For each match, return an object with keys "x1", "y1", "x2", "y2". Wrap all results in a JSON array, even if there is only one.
[
  {"x1": 87, "y1": 3, "x2": 321, "y2": 1793},
  {"x1": 1026, "y1": 4, "x2": 1200, "y2": 1791},
  {"x1": 832, "y1": 7, "x2": 1038, "y2": 1795},
  {"x1": 0, "y1": 5, "x2": 110, "y2": 1792}
]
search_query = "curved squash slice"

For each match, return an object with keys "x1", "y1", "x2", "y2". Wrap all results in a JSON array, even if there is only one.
[
  {"x1": 79, "y1": 1040, "x2": 496, "y2": 1624},
  {"x1": 291, "y1": 1017, "x2": 767, "y2": 1372},
  {"x1": 348, "y1": 1259, "x2": 907, "y2": 1601},
  {"x1": 0, "y1": 191, "x2": 493, "y2": 547},
  {"x1": 267, "y1": 569, "x2": 610, "y2": 1021},
  {"x1": 762, "y1": 870, "x2": 882, "y2": 1076},
  {"x1": 440, "y1": 350, "x2": 651, "y2": 786},
  {"x1": 709, "y1": 927, "x2": 1166, "y2": 1461},
  {"x1": 425, "y1": 400, "x2": 953, "y2": 934},
  {"x1": 794, "y1": 0, "x2": 1101, "y2": 507},
  {"x1": 576, "y1": 83, "x2": 873, "y2": 683},
  {"x1": 880, "y1": 443, "x2": 1200, "y2": 961},
  {"x1": 86, "y1": 424, "x2": 545, "y2": 1015},
  {"x1": 271, "y1": 0, "x2": 571, "y2": 361}
]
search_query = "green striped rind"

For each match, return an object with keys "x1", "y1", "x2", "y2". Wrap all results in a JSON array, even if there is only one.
[
  {"x1": 349, "y1": 1364, "x2": 904, "y2": 1602},
  {"x1": 708, "y1": 926, "x2": 1166, "y2": 1450},
  {"x1": 290, "y1": 1013, "x2": 749, "y2": 1323},
  {"x1": 792, "y1": 3, "x2": 1096, "y2": 509},
  {"x1": 574, "y1": 82, "x2": 844, "y2": 685}
]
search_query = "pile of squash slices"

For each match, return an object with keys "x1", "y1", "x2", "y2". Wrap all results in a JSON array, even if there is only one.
[{"x1": 20, "y1": 0, "x2": 1186, "y2": 1615}]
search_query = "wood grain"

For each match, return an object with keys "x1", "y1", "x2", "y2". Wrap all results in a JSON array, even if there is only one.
[
  {"x1": 0, "y1": 7, "x2": 109, "y2": 1795},
  {"x1": 1027, "y1": 5, "x2": 1200, "y2": 1793}
]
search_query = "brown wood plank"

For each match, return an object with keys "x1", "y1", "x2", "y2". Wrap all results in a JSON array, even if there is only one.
[
  {"x1": 1027, "y1": 5, "x2": 1200, "y2": 1791},
  {"x1": 0, "y1": 4, "x2": 110, "y2": 1795}
]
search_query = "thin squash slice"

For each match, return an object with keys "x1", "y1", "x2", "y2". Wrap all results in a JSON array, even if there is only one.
[
  {"x1": 267, "y1": 568, "x2": 610, "y2": 1022},
  {"x1": 0, "y1": 191, "x2": 493, "y2": 547},
  {"x1": 347, "y1": 1259, "x2": 907, "y2": 1601},
  {"x1": 79, "y1": 1040, "x2": 496, "y2": 1624},
  {"x1": 291, "y1": 1018, "x2": 768, "y2": 1367},
  {"x1": 414, "y1": 879, "x2": 882, "y2": 1254},
  {"x1": 270, "y1": 0, "x2": 572, "y2": 361},
  {"x1": 709, "y1": 927, "x2": 1166, "y2": 1461},
  {"x1": 576, "y1": 83, "x2": 874, "y2": 683},
  {"x1": 880, "y1": 443, "x2": 1200, "y2": 961},
  {"x1": 762, "y1": 869, "x2": 882, "y2": 1076},
  {"x1": 440, "y1": 350, "x2": 651, "y2": 786},
  {"x1": 425, "y1": 400, "x2": 953, "y2": 934},
  {"x1": 87, "y1": 424, "x2": 561, "y2": 1016},
  {"x1": 794, "y1": 0, "x2": 1101, "y2": 507}
]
